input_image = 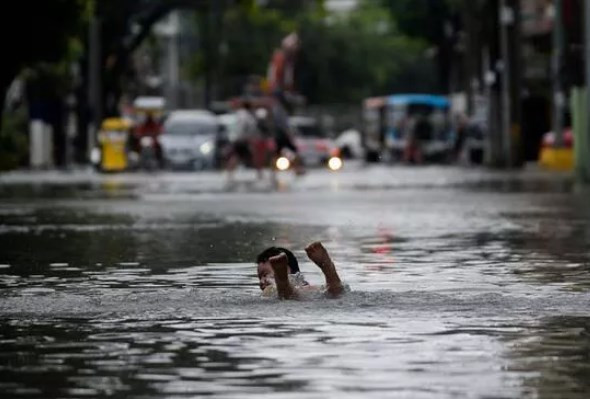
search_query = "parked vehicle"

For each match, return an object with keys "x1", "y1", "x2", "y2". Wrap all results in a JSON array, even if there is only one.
[
  {"x1": 160, "y1": 110, "x2": 220, "y2": 170},
  {"x1": 362, "y1": 94, "x2": 454, "y2": 163},
  {"x1": 538, "y1": 129, "x2": 574, "y2": 171},
  {"x1": 91, "y1": 118, "x2": 133, "y2": 172},
  {"x1": 288, "y1": 116, "x2": 342, "y2": 169}
]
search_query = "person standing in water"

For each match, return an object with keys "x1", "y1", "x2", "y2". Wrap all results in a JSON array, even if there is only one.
[
  {"x1": 256, "y1": 242, "x2": 345, "y2": 299},
  {"x1": 226, "y1": 99, "x2": 263, "y2": 181},
  {"x1": 270, "y1": 91, "x2": 306, "y2": 177}
]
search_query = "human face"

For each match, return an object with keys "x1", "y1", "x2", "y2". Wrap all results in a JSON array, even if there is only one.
[{"x1": 257, "y1": 261, "x2": 275, "y2": 291}]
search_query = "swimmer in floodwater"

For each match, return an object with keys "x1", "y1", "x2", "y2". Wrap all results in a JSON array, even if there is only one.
[{"x1": 256, "y1": 242, "x2": 345, "y2": 299}]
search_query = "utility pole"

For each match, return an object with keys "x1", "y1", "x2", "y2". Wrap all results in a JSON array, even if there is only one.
[
  {"x1": 87, "y1": 13, "x2": 102, "y2": 161},
  {"x1": 464, "y1": 0, "x2": 477, "y2": 115},
  {"x1": 552, "y1": 0, "x2": 565, "y2": 148},
  {"x1": 203, "y1": 1, "x2": 222, "y2": 109},
  {"x1": 584, "y1": 0, "x2": 590, "y2": 182},
  {"x1": 499, "y1": 0, "x2": 513, "y2": 167},
  {"x1": 486, "y1": 0, "x2": 503, "y2": 168},
  {"x1": 203, "y1": 5, "x2": 212, "y2": 108},
  {"x1": 157, "y1": 11, "x2": 180, "y2": 109},
  {"x1": 509, "y1": 0, "x2": 523, "y2": 168},
  {"x1": 498, "y1": 0, "x2": 522, "y2": 168}
]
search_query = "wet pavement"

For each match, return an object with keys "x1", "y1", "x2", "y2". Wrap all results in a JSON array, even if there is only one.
[{"x1": 1, "y1": 164, "x2": 589, "y2": 398}]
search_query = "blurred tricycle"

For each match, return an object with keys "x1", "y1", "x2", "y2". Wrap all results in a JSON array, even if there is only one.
[
  {"x1": 130, "y1": 96, "x2": 165, "y2": 170},
  {"x1": 91, "y1": 118, "x2": 132, "y2": 172}
]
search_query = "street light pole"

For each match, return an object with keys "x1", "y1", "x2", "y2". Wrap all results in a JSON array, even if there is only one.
[
  {"x1": 552, "y1": 0, "x2": 564, "y2": 148},
  {"x1": 584, "y1": 0, "x2": 590, "y2": 182},
  {"x1": 88, "y1": 14, "x2": 102, "y2": 160},
  {"x1": 499, "y1": 0, "x2": 512, "y2": 167}
]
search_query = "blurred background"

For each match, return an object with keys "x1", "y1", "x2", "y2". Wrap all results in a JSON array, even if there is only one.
[
  {"x1": 0, "y1": 0, "x2": 588, "y2": 181},
  {"x1": 3, "y1": 3, "x2": 590, "y2": 399}
]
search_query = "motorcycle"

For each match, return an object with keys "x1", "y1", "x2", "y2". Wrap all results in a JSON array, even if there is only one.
[{"x1": 127, "y1": 135, "x2": 161, "y2": 171}]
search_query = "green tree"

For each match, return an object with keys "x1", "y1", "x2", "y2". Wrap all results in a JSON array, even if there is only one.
[
  {"x1": 0, "y1": 107, "x2": 28, "y2": 171},
  {"x1": 188, "y1": 1, "x2": 435, "y2": 105},
  {"x1": 378, "y1": 0, "x2": 460, "y2": 92},
  {"x1": 296, "y1": 2, "x2": 433, "y2": 103},
  {"x1": 0, "y1": 0, "x2": 88, "y2": 129},
  {"x1": 378, "y1": 0, "x2": 455, "y2": 43},
  {"x1": 213, "y1": 5, "x2": 294, "y2": 97}
]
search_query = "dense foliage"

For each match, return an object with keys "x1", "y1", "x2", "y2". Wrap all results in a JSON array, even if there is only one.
[
  {"x1": 0, "y1": 0, "x2": 460, "y2": 168},
  {"x1": 295, "y1": 3, "x2": 435, "y2": 103},
  {"x1": 190, "y1": 0, "x2": 440, "y2": 104}
]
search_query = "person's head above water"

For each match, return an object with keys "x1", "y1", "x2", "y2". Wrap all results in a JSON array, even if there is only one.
[{"x1": 256, "y1": 247, "x2": 299, "y2": 291}]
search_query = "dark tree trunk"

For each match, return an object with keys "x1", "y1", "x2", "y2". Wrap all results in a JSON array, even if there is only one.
[{"x1": 0, "y1": 70, "x2": 18, "y2": 132}]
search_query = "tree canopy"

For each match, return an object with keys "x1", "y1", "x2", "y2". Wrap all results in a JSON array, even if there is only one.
[
  {"x1": 188, "y1": 0, "x2": 440, "y2": 105},
  {"x1": 1, "y1": 0, "x2": 459, "y2": 114},
  {"x1": 296, "y1": 2, "x2": 435, "y2": 103},
  {"x1": 0, "y1": 0, "x2": 87, "y2": 112}
]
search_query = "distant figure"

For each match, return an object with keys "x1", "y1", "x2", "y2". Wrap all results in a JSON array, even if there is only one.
[
  {"x1": 134, "y1": 112, "x2": 161, "y2": 140},
  {"x1": 256, "y1": 242, "x2": 346, "y2": 300},
  {"x1": 133, "y1": 112, "x2": 163, "y2": 166},
  {"x1": 226, "y1": 100, "x2": 262, "y2": 180},
  {"x1": 267, "y1": 32, "x2": 300, "y2": 93},
  {"x1": 453, "y1": 113, "x2": 469, "y2": 162},
  {"x1": 252, "y1": 107, "x2": 272, "y2": 173},
  {"x1": 270, "y1": 91, "x2": 305, "y2": 177},
  {"x1": 404, "y1": 114, "x2": 432, "y2": 164}
]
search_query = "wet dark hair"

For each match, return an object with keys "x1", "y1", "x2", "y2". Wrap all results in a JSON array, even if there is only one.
[{"x1": 256, "y1": 247, "x2": 300, "y2": 274}]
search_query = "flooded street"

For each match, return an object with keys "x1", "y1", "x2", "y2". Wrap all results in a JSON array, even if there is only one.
[{"x1": 1, "y1": 166, "x2": 589, "y2": 398}]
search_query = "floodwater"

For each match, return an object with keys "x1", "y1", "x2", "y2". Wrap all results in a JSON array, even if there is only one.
[{"x1": 1, "y1": 167, "x2": 590, "y2": 398}]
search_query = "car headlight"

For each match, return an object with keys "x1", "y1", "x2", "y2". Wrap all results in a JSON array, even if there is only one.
[
  {"x1": 140, "y1": 136, "x2": 154, "y2": 147},
  {"x1": 200, "y1": 142, "x2": 213, "y2": 155},
  {"x1": 276, "y1": 156, "x2": 290, "y2": 171},
  {"x1": 328, "y1": 156, "x2": 343, "y2": 171}
]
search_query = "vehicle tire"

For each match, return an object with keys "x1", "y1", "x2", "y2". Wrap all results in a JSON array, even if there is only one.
[
  {"x1": 140, "y1": 148, "x2": 158, "y2": 171},
  {"x1": 365, "y1": 150, "x2": 380, "y2": 163},
  {"x1": 469, "y1": 148, "x2": 484, "y2": 165},
  {"x1": 340, "y1": 146, "x2": 353, "y2": 159}
]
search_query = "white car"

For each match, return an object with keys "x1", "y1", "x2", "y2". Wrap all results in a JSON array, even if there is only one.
[
  {"x1": 160, "y1": 110, "x2": 219, "y2": 170},
  {"x1": 289, "y1": 116, "x2": 340, "y2": 167}
]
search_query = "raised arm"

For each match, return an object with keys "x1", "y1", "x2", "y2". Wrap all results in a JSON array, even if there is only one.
[
  {"x1": 269, "y1": 253, "x2": 300, "y2": 300},
  {"x1": 305, "y1": 242, "x2": 345, "y2": 298}
]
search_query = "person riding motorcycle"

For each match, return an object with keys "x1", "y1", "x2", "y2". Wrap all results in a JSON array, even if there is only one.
[{"x1": 131, "y1": 112, "x2": 163, "y2": 168}]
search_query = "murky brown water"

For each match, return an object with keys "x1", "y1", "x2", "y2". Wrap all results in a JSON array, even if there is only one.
[{"x1": 1, "y1": 167, "x2": 589, "y2": 398}]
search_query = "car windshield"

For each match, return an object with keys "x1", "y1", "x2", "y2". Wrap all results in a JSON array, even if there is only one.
[
  {"x1": 406, "y1": 104, "x2": 437, "y2": 115},
  {"x1": 292, "y1": 123, "x2": 325, "y2": 138},
  {"x1": 165, "y1": 120, "x2": 217, "y2": 136}
]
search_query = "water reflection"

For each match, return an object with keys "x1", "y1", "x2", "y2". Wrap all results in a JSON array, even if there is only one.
[
  {"x1": 503, "y1": 316, "x2": 590, "y2": 399},
  {"x1": 1, "y1": 176, "x2": 590, "y2": 397},
  {"x1": 0, "y1": 316, "x2": 517, "y2": 398},
  {"x1": 0, "y1": 206, "x2": 326, "y2": 275}
]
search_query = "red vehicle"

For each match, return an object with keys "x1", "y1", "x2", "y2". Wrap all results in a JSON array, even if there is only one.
[{"x1": 130, "y1": 113, "x2": 163, "y2": 170}]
